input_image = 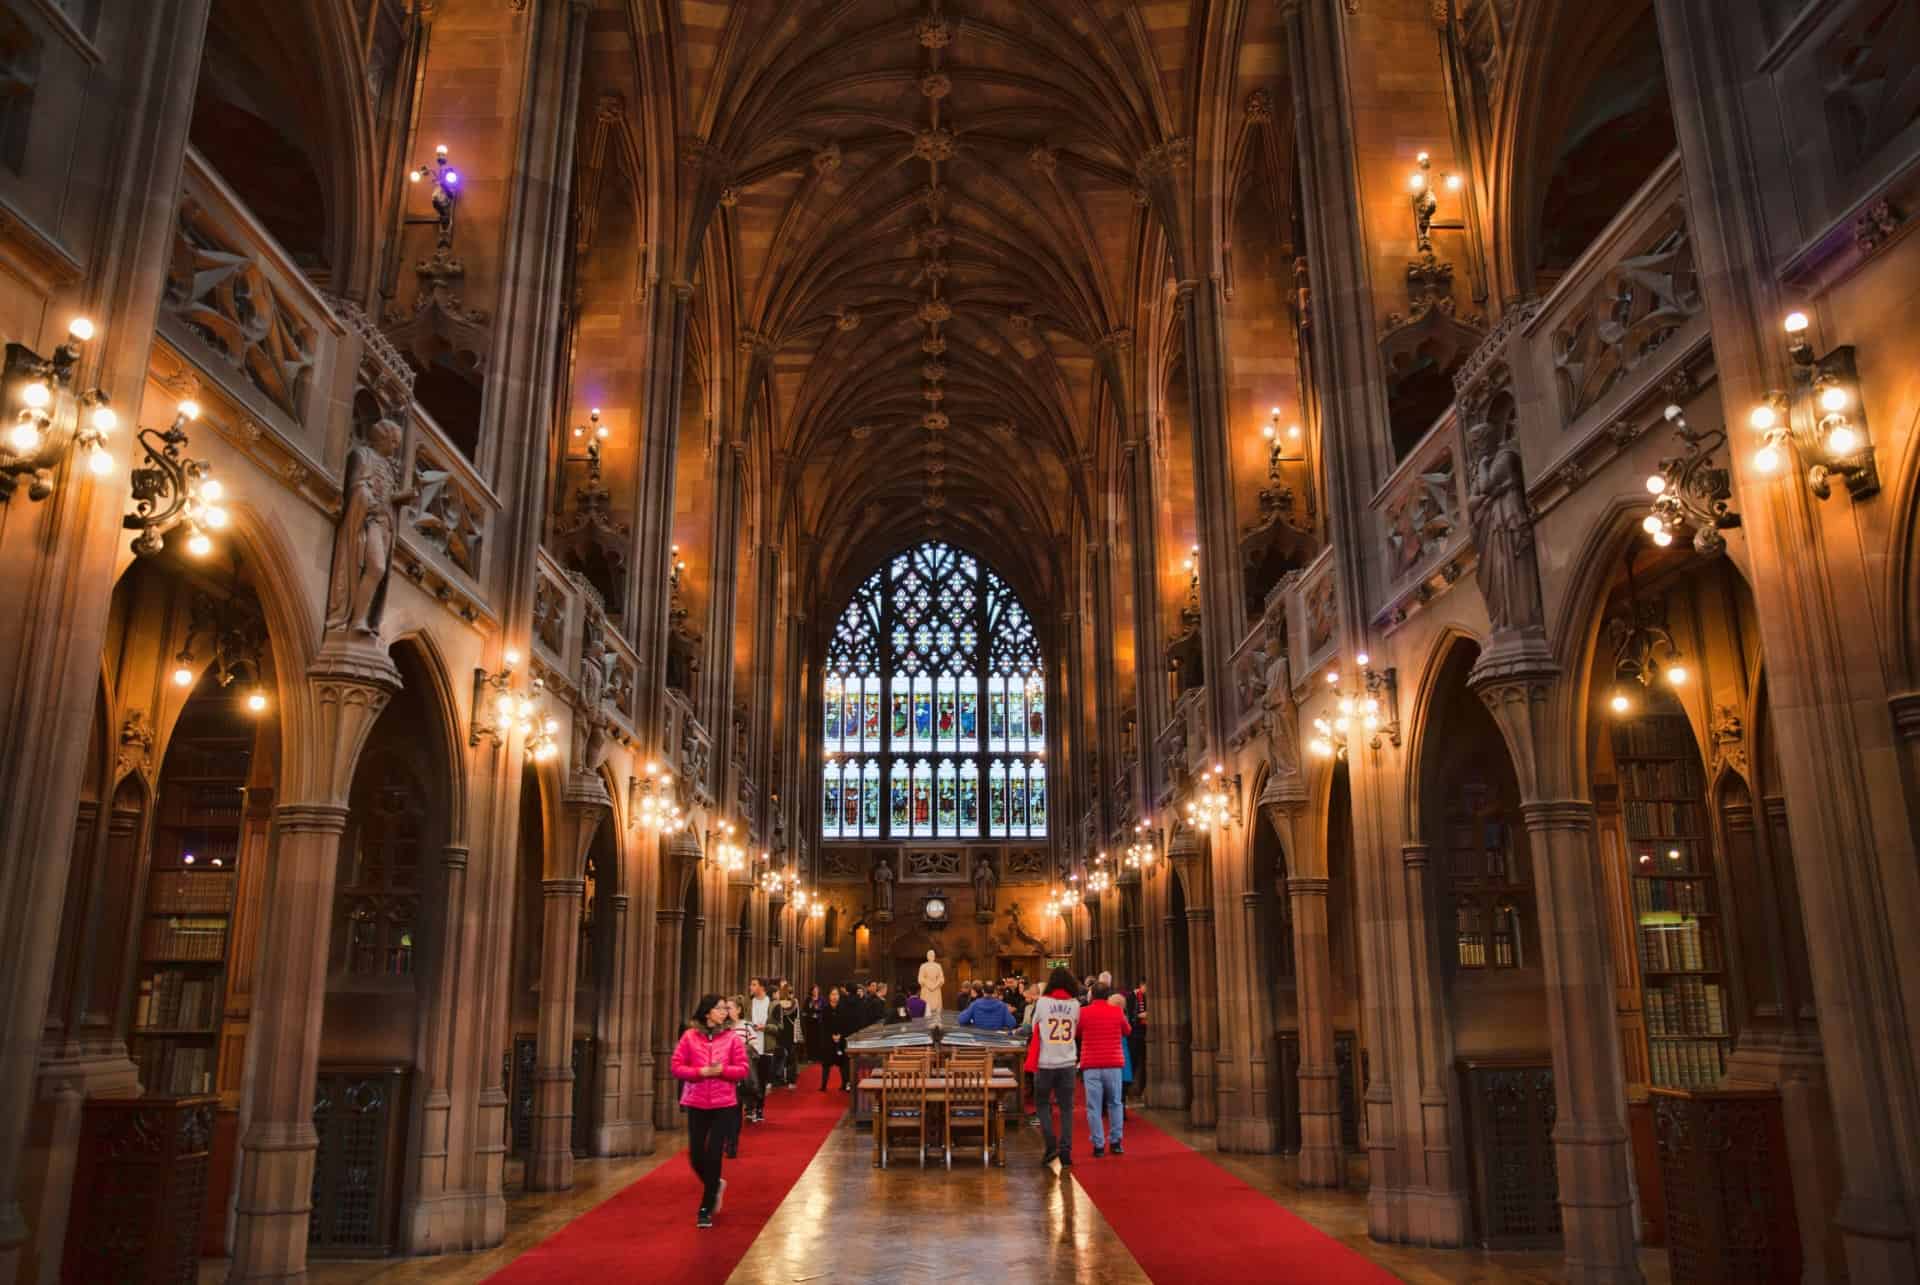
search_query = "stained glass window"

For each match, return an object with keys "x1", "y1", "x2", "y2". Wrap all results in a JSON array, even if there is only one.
[{"x1": 820, "y1": 542, "x2": 1047, "y2": 839}]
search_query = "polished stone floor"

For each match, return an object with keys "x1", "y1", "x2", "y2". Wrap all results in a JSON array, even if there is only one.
[{"x1": 198, "y1": 1095, "x2": 1673, "y2": 1283}]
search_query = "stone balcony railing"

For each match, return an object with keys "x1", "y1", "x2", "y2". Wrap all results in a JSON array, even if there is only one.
[
  {"x1": 160, "y1": 147, "x2": 349, "y2": 485},
  {"x1": 1368, "y1": 406, "x2": 1472, "y2": 634}
]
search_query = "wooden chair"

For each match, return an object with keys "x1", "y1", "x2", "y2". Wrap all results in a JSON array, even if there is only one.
[
  {"x1": 877, "y1": 1064, "x2": 929, "y2": 1168},
  {"x1": 944, "y1": 1065, "x2": 993, "y2": 1167}
]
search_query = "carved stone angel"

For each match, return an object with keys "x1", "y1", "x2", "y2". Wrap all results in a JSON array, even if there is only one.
[{"x1": 325, "y1": 416, "x2": 415, "y2": 637}]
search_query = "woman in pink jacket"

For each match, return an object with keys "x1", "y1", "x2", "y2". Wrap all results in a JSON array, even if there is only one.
[{"x1": 672, "y1": 993, "x2": 750, "y2": 1228}]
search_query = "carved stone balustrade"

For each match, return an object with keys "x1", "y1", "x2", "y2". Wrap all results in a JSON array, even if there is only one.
[{"x1": 1369, "y1": 406, "x2": 1473, "y2": 635}]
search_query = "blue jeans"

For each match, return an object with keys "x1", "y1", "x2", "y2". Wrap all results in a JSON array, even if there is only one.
[{"x1": 1083, "y1": 1067, "x2": 1124, "y2": 1148}]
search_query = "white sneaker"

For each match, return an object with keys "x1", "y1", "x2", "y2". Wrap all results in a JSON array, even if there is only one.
[{"x1": 714, "y1": 1178, "x2": 727, "y2": 1214}]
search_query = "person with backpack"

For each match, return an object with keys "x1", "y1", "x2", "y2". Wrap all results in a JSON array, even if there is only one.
[
  {"x1": 671, "y1": 994, "x2": 749, "y2": 1229},
  {"x1": 1024, "y1": 966, "x2": 1082, "y2": 1168}
]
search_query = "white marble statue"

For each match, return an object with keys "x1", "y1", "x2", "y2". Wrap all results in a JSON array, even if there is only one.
[{"x1": 917, "y1": 949, "x2": 945, "y2": 1021}]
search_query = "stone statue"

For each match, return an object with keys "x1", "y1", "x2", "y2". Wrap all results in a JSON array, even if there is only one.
[
  {"x1": 971, "y1": 855, "x2": 996, "y2": 912},
  {"x1": 871, "y1": 856, "x2": 893, "y2": 915},
  {"x1": 918, "y1": 949, "x2": 945, "y2": 1020},
  {"x1": 1466, "y1": 417, "x2": 1545, "y2": 635},
  {"x1": 325, "y1": 416, "x2": 414, "y2": 637}
]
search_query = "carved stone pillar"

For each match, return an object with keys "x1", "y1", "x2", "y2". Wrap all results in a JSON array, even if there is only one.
[
  {"x1": 528, "y1": 779, "x2": 608, "y2": 1191},
  {"x1": 594, "y1": 893, "x2": 631, "y2": 1157},
  {"x1": 229, "y1": 648, "x2": 397, "y2": 1281},
  {"x1": 1290, "y1": 876, "x2": 1343, "y2": 1186},
  {"x1": 401, "y1": 843, "x2": 467, "y2": 1254},
  {"x1": 1400, "y1": 843, "x2": 1466, "y2": 1242},
  {"x1": 651, "y1": 908, "x2": 686, "y2": 1133},
  {"x1": 1184, "y1": 899, "x2": 1219, "y2": 1130}
]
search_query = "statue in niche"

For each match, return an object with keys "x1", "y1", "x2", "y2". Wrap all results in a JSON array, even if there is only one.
[
  {"x1": 326, "y1": 416, "x2": 414, "y2": 637},
  {"x1": 1465, "y1": 414, "x2": 1544, "y2": 635},
  {"x1": 871, "y1": 856, "x2": 894, "y2": 916},
  {"x1": 972, "y1": 856, "x2": 997, "y2": 912},
  {"x1": 572, "y1": 614, "x2": 616, "y2": 773}
]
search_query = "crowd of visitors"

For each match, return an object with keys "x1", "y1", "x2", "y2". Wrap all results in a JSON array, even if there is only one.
[{"x1": 672, "y1": 966, "x2": 1150, "y2": 1224}]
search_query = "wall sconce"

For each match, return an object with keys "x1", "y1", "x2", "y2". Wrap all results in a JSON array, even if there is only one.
[
  {"x1": 1184, "y1": 763, "x2": 1236, "y2": 831},
  {"x1": 1408, "y1": 152, "x2": 1464, "y2": 255},
  {"x1": 1309, "y1": 653, "x2": 1400, "y2": 757},
  {"x1": 1181, "y1": 544, "x2": 1200, "y2": 604},
  {"x1": 125, "y1": 401, "x2": 229, "y2": 559},
  {"x1": 523, "y1": 675, "x2": 561, "y2": 761},
  {"x1": 1262, "y1": 406, "x2": 1304, "y2": 480},
  {"x1": 629, "y1": 759, "x2": 686, "y2": 831},
  {"x1": 1748, "y1": 312, "x2": 1877, "y2": 500},
  {"x1": 1125, "y1": 818, "x2": 1159, "y2": 875},
  {"x1": 710, "y1": 819, "x2": 746, "y2": 875},
  {"x1": 1643, "y1": 404, "x2": 1740, "y2": 554},
  {"x1": 407, "y1": 144, "x2": 461, "y2": 247},
  {"x1": 470, "y1": 649, "x2": 531, "y2": 747},
  {"x1": 1045, "y1": 882, "x2": 1082, "y2": 918},
  {"x1": 758, "y1": 852, "x2": 788, "y2": 896},
  {"x1": 3, "y1": 318, "x2": 114, "y2": 503},
  {"x1": 1086, "y1": 851, "x2": 1112, "y2": 895},
  {"x1": 670, "y1": 542, "x2": 688, "y2": 593},
  {"x1": 571, "y1": 407, "x2": 608, "y2": 443},
  {"x1": 809, "y1": 898, "x2": 826, "y2": 921}
]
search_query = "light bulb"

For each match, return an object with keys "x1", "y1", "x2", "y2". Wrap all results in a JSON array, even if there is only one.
[
  {"x1": 1262, "y1": 423, "x2": 1276, "y2": 440},
  {"x1": 1749, "y1": 404, "x2": 1777, "y2": 431},
  {"x1": 1339, "y1": 697, "x2": 1355, "y2": 716},
  {"x1": 1288, "y1": 424, "x2": 1301, "y2": 439},
  {"x1": 1819, "y1": 384, "x2": 1850, "y2": 413},
  {"x1": 1646, "y1": 474, "x2": 1667, "y2": 495},
  {"x1": 1783, "y1": 312, "x2": 1809, "y2": 335},
  {"x1": 443, "y1": 170, "x2": 459, "y2": 186},
  {"x1": 6, "y1": 418, "x2": 40, "y2": 454},
  {"x1": 21, "y1": 381, "x2": 50, "y2": 410},
  {"x1": 435, "y1": 143, "x2": 448, "y2": 156},
  {"x1": 67, "y1": 317, "x2": 95, "y2": 342},
  {"x1": 1653, "y1": 529, "x2": 1674, "y2": 547},
  {"x1": 1826, "y1": 424, "x2": 1859, "y2": 456},
  {"x1": 1416, "y1": 151, "x2": 1430, "y2": 164},
  {"x1": 186, "y1": 529, "x2": 212, "y2": 558},
  {"x1": 1753, "y1": 443, "x2": 1782, "y2": 473},
  {"x1": 183, "y1": 853, "x2": 195, "y2": 865},
  {"x1": 178, "y1": 400, "x2": 201, "y2": 420},
  {"x1": 198, "y1": 477, "x2": 223, "y2": 502},
  {"x1": 1325, "y1": 670, "x2": 1339, "y2": 685},
  {"x1": 1643, "y1": 514, "x2": 1665, "y2": 534},
  {"x1": 1445, "y1": 173, "x2": 1463, "y2": 191},
  {"x1": 496, "y1": 693, "x2": 516, "y2": 716},
  {"x1": 544, "y1": 717, "x2": 559, "y2": 733},
  {"x1": 1355, "y1": 651, "x2": 1370, "y2": 666},
  {"x1": 504, "y1": 648, "x2": 521, "y2": 666},
  {"x1": 409, "y1": 170, "x2": 423, "y2": 183},
  {"x1": 1408, "y1": 171, "x2": 1426, "y2": 191},
  {"x1": 1610, "y1": 691, "x2": 1631, "y2": 714},
  {"x1": 1666, "y1": 664, "x2": 1688, "y2": 686},
  {"x1": 87, "y1": 444, "x2": 112, "y2": 475},
  {"x1": 90, "y1": 404, "x2": 116, "y2": 433},
  {"x1": 246, "y1": 688, "x2": 268, "y2": 713},
  {"x1": 173, "y1": 665, "x2": 194, "y2": 687},
  {"x1": 203, "y1": 505, "x2": 229, "y2": 529},
  {"x1": 1334, "y1": 716, "x2": 1350, "y2": 733}
]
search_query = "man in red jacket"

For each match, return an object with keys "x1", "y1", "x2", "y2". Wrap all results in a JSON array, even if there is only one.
[{"x1": 1080, "y1": 985, "x2": 1132, "y2": 1157}]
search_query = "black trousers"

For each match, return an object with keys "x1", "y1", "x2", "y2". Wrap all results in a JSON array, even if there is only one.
[
  {"x1": 754, "y1": 1052, "x2": 775, "y2": 1102},
  {"x1": 820, "y1": 1045, "x2": 851, "y2": 1089},
  {"x1": 1034, "y1": 1066, "x2": 1076, "y2": 1160},
  {"x1": 686, "y1": 1105, "x2": 736, "y2": 1209}
]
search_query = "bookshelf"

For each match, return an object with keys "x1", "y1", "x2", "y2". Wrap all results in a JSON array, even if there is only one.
[
  {"x1": 1612, "y1": 704, "x2": 1731, "y2": 1089},
  {"x1": 1443, "y1": 781, "x2": 1531, "y2": 970},
  {"x1": 131, "y1": 734, "x2": 249, "y2": 1098}
]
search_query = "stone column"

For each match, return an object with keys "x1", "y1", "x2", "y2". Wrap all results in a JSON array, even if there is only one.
[
  {"x1": 228, "y1": 646, "x2": 398, "y2": 1281},
  {"x1": 593, "y1": 893, "x2": 631, "y2": 1158},
  {"x1": 1290, "y1": 875, "x2": 1344, "y2": 1187},
  {"x1": 1400, "y1": 842, "x2": 1466, "y2": 1242},
  {"x1": 1474, "y1": 656, "x2": 1641, "y2": 1285},
  {"x1": 401, "y1": 842, "x2": 467, "y2": 1254},
  {"x1": 527, "y1": 779, "x2": 609, "y2": 1191},
  {"x1": 651, "y1": 906, "x2": 686, "y2": 1133},
  {"x1": 1184, "y1": 893, "x2": 1219, "y2": 1129}
]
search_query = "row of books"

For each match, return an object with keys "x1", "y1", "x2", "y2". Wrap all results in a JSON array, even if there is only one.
[
  {"x1": 133, "y1": 970, "x2": 221, "y2": 1032},
  {"x1": 1615, "y1": 718, "x2": 1695, "y2": 758},
  {"x1": 137, "y1": 1041, "x2": 215, "y2": 1096},
  {"x1": 1650, "y1": 1037, "x2": 1727, "y2": 1089},
  {"x1": 1620, "y1": 758, "x2": 1701, "y2": 800},
  {"x1": 173, "y1": 784, "x2": 244, "y2": 818},
  {"x1": 1623, "y1": 799, "x2": 1702, "y2": 838},
  {"x1": 141, "y1": 917, "x2": 228, "y2": 963},
  {"x1": 166, "y1": 745, "x2": 250, "y2": 779},
  {"x1": 1632, "y1": 876, "x2": 1712, "y2": 916},
  {"x1": 1645, "y1": 978, "x2": 1727, "y2": 1037},
  {"x1": 147, "y1": 869, "x2": 233, "y2": 914},
  {"x1": 1638, "y1": 919, "x2": 1721, "y2": 973}
]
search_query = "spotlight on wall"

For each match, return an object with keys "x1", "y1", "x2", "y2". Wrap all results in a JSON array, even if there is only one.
[
  {"x1": 3, "y1": 318, "x2": 113, "y2": 503},
  {"x1": 1746, "y1": 312, "x2": 1877, "y2": 500}
]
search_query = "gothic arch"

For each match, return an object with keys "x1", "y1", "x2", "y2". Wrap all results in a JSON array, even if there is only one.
[
  {"x1": 386, "y1": 630, "x2": 469, "y2": 846},
  {"x1": 1400, "y1": 625, "x2": 1490, "y2": 838}
]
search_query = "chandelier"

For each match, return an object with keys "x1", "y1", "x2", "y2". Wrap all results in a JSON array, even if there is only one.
[
  {"x1": 1125, "y1": 819, "x2": 1158, "y2": 874},
  {"x1": 1184, "y1": 763, "x2": 1234, "y2": 831},
  {"x1": 1605, "y1": 551, "x2": 1687, "y2": 717},
  {"x1": 713, "y1": 820, "x2": 746, "y2": 875},
  {"x1": 630, "y1": 760, "x2": 685, "y2": 832}
]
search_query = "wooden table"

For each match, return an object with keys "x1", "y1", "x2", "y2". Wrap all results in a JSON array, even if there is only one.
[{"x1": 857, "y1": 1070, "x2": 1021, "y2": 1167}]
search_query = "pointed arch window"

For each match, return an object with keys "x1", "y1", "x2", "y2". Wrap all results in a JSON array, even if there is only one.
[{"x1": 820, "y1": 541, "x2": 1047, "y2": 839}]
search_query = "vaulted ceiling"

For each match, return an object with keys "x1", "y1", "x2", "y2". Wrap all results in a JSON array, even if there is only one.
[{"x1": 664, "y1": 0, "x2": 1257, "y2": 608}]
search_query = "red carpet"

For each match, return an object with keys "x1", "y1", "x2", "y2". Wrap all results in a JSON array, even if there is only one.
[
  {"x1": 485, "y1": 1088, "x2": 847, "y2": 1283},
  {"x1": 1067, "y1": 1111, "x2": 1402, "y2": 1284}
]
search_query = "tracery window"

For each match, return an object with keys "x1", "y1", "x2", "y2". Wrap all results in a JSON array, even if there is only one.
[{"x1": 822, "y1": 541, "x2": 1046, "y2": 840}]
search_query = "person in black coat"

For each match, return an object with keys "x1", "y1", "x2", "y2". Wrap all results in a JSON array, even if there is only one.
[{"x1": 820, "y1": 987, "x2": 860, "y2": 1092}]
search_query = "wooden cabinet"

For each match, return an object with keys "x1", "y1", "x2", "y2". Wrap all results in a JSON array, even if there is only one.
[
  {"x1": 1652, "y1": 1086, "x2": 1800, "y2": 1283},
  {"x1": 63, "y1": 1094, "x2": 216, "y2": 1284},
  {"x1": 309, "y1": 1065, "x2": 410, "y2": 1258},
  {"x1": 1458, "y1": 1055, "x2": 1560, "y2": 1249}
]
